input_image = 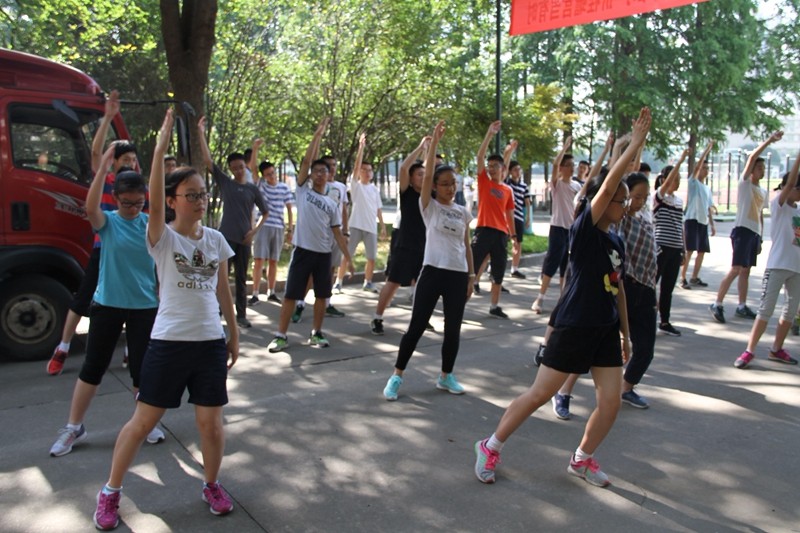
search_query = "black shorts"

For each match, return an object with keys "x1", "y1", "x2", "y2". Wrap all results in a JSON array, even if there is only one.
[
  {"x1": 284, "y1": 247, "x2": 333, "y2": 300},
  {"x1": 542, "y1": 322, "x2": 622, "y2": 374},
  {"x1": 387, "y1": 247, "x2": 424, "y2": 287},
  {"x1": 69, "y1": 247, "x2": 101, "y2": 316},
  {"x1": 137, "y1": 339, "x2": 229, "y2": 408},
  {"x1": 684, "y1": 220, "x2": 710, "y2": 253},
  {"x1": 542, "y1": 226, "x2": 569, "y2": 278},
  {"x1": 471, "y1": 227, "x2": 508, "y2": 284},
  {"x1": 513, "y1": 219, "x2": 524, "y2": 244},
  {"x1": 730, "y1": 226, "x2": 760, "y2": 268}
]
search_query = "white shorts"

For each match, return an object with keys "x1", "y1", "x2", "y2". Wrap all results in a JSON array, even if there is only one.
[
  {"x1": 757, "y1": 268, "x2": 800, "y2": 322},
  {"x1": 253, "y1": 226, "x2": 284, "y2": 260}
]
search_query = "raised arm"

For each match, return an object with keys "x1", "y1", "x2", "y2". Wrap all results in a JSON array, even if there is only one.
[
  {"x1": 589, "y1": 132, "x2": 614, "y2": 181},
  {"x1": 503, "y1": 139, "x2": 518, "y2": 170},
  {"x1": 197, "y1": 116, "x2": 214, "y2": 172},
  {"x1": 608, "y1": 132, "x2": 631, "y2": 169},
  {"x1": 399, "y1": 136, "x2": 431, "y2": 193},
  {"x1": 659, "y1": 149, "x2": 688, "y2": 197},
  {"x1": 351, "y1": 133, "x2": 366, "y2": 186},
  {"x1": 691, "y1": 140, "x2": 714, "y2": 179},
  {"x1": 86, "y1": 146, "x2": 115, "y2": 230},
  {"x1": 553, "y1": 135, "x2": 572, "y2": 181},
  {"x1": 148, "y1": 108, "x2": 174, "y2": 246},
  {"x1": 477, "y1": 120, "x2": 501, "y2": 176},
  {"x1": 742, "y1": 130, "x2": 783, "y2": 180},
  {"x1": 778, "y1": 148, "x2": 800, "y2": 206},
  {"x1": 91, "y1": 90, "x2": 120, "y2": 173},
  {"x1": 297, "y1": 117, "x2": 330, "y2": 188},
  {"x1": 250, "y1": 138, "x2": 264, "y2": 180},
  {"x1": 422, "y1": 120, "x2": 446, "y2": 210}
]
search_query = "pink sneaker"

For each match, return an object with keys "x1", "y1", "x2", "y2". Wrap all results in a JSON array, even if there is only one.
[
  {"x1": 474, "y1": 439, "x2": 501, "y2": 484},
  {"x1": 568, "y1": 455, "x2": 610, "y2": 487},
  {"x1": 768, "y1": 349, "x2": 798, "y2": 365},
  {"x1": 47, "y1": 348, "x2": 68, "y2": 376},
  {"x1": 202, "y1": 483, "x2": 233, "y2": 515},
  {"x1": 93, "y1": 490, "x2": 121, "y2": 530},
  {"x1": 734, "y1": 350, "x2": 755, "y2": 369}
]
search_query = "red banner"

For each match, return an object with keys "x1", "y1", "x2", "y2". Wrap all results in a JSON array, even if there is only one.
[{"x1": 510, "y1": 0, "x2": 709, "y2": 35}]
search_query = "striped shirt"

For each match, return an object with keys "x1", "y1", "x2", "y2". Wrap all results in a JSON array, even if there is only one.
[
  {"x1": 257, "y1": 180, "x2": 294, "y2": 228},
  {"x1": 504, "y1": 177, "x2": 529, "y2": 222},
  {"x1": 619, "y1": 212, "x2": 657, "y2": 288},
  {"x1": 653, "y1": 191, "x2": 684, "y2": 249}
]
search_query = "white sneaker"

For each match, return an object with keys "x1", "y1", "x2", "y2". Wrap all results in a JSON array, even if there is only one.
[{"x1": 146, "y1": 425, "x2": 166, "y2": 444}]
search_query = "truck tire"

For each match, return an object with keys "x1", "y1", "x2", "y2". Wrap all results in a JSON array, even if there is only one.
[{"x1": 0, "y1": 274, "x2": 71, "y2": 361}]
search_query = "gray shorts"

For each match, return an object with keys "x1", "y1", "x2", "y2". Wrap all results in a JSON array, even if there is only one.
[
  {"x1": 757, "y1": 268, "x2": 800, "y2": 322},
  {"x1": 253, "y1": 226, "x2": 284, "y2": 260},
  {"x1": 348, "y1": 227, "x2": 378, "y2": 260}
]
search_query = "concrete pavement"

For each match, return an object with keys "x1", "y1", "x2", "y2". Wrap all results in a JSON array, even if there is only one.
[{"x1": 1, "y1": 218, "x2": 799, "y2": 532}]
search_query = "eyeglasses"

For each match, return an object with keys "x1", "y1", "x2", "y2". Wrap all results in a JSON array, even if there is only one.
[
  {"x1": 610, "y1": 198, "x2": 631, "y2": 208},
  {"x1": 118, "y1": 200, "x2": 145, "y2": 208},
  {"x1": 175, "y1": 192, "x2": 210, "y2": 203}
]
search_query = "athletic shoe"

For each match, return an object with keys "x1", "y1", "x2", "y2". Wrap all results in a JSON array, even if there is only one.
[
  {"x1": 425, "y1": 322, "x2": 435, "y2": 332},
  {"x1": 621, "y1": 389, "x2": 649, "y2": 409},
  {"x1": 473, "y1": 283, "x2": 481, "y2": 295},
  {"x1": 50, "y1": 424, "x2": 87, "y2": 457},
  {"x1": 511, "y1": 270, "x2": 526, "y2": 279},
  {"x1": 363, "y1": 282, "x2": 378, "y2": 293},
  {"x1": 734, "y1": 350, "x2": 755, "y2": 369},
  {"x1": 658, "y1": 323, "x2": 681, "y2": 336},
  {"x1": 236, "y1": 316, "x2": 252, "y2": 328},
  {"x1": 735, "y1": 305, "x2": 757, "y2": 319},
  {"x1": 689, "y1": 277, "x2": 708, "y2": 287},
  {"x1": 680, "y1": 279, "x2": 691, "y2": 290},
  {"x1": 93, "y1": 490, "x2": 121, "y2": 530},
  {"x1": 326, "y1": 305, "x2": 345, "y2": 317},
  {"x1": 291, "y1": 305, "x2": 304, "y2": 323},
  {"x1": 267, "y1": 293, "x2": 282, "y2": 304},
  {"x1": 247, "y1": 295, "x2": 260, "y2": 306},
  {"x1": 552, "y1": 393, "x2": 571, "y2": 420},
  {"x1": 121, "y1": 347, "x2": 128, "y2": 369},
  {"x1": 309, "y1": 330, "x2": 330, "y2": 348},
  {"x1": 489, "y1": 306, "x2": 509, "y2": 319},
  {"x1": 709, "y1": 304, "x2": 725, "y2": 324},
  {"x1": 474, "y1": 439, "x2": 500, "y2": 484},
  {"x1": 531, "y1": 297, "x2": 543, "y2": 314},
  {"x1": 267, "y1": 336, "x2": 288, "y2": 353},
  {"x1": 146, "y1": 426, "x2": 166, "y2": 444},
  {"x1": 383, "y1": 375, "x2": 402, "y2": 401},
  {"x1": 436, "y1": 374, "x2": 465, "y2": 394},
  {"x1": 371, "y1": 318, "x2": 384, "y2": 336},
  {"x1": 568, "y1": 455, "x2": 610, "y2": 487},
  {"x1": 500, "y1": 285, "x2": 511, "y2": 294},
  {"x1": 768, "y1": 348, "x2": 798, "y2": 365},
  {"x1": 333, "y1": 283, "x2": 342, "y2": 294},
  {"x1": 534, "y1": 344, "x2": 545, "y2": 367},
  {"x1": 47, "y1": 347, "x2": 68, "y2": 376},
  {"x1": 202, "y1": 482, "x2": 234, "y2": 515}
]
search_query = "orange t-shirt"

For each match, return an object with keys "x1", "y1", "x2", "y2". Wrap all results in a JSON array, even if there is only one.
[{"x1": 476, "y1": 168, "x2": 514, "y2": 233}]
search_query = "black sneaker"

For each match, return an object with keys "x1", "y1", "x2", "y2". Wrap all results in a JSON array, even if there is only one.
[
  {"x1": 371, "y1": 318, "x2": 384, "y2": 335},
  {"x1": 680, "y1": 279, "x2": 691, "y2": 290},
  {"x1": 534, "y1": 344, "x2": 545, "y2": 367},
  {"x1": 658, "y1": 323, "x2": 681, "y2": 336},
  {"x1": 473, "y1": 283, "x2": 481, "y2": 295},
  {"x1": 326, "y1": 305, "x2": 345, "y2": 317},
  {"x1": 236, "y1": 316, "x2": 252, "y2": 328},
  {"x1": 511, "y1": 270, "x2": 526, "y2": 279},
  {"x1": 489, "y1": 306, "x2": 508, "y2": 319},
  {"x1": 500, "y1": 285, "x2": 511, "y2": 294},
  {"x1": 247, "y1": 295, "x2": 260, "y2": 306},
  {"x1": 709, "y1": 304, "x2": 725, "y2": 324},
  {"x1": 735, "y1": 305, "x2": 757, "y2": 319},
  {"x1": 291, "y1": 305, "x2": 304, "y2": 323},
  {"x1": 689, "y1": 278, "x2": 708, "y2": 287},
  {"x1": 267, "y1": 293, "x2": 282, "y2": 304},
  {"x1": 425, "y1": 322, "x2": 435, "y2": 332}
]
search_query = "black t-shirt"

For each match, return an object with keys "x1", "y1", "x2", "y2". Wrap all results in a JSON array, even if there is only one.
[
  {"x1": 396, "y1": 187, "x2": 425, "y2": 253},
  {"x1": 552, "y1": 199, "x2": 625, "y2": 328}
]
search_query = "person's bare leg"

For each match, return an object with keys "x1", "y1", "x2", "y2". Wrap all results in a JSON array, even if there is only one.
[
  {"x1": 267, "y1": 259, "x2": 279, "y2": 294},
  {"x1": 745, "y1": 318, "x2": 769, "y2": 353},
  {"x1": 558, "y1": 373, "x2": 579, "y2": 396},
  {"x1": 494, "y1": 366, "x2": 569, "y2": 441},
  {"x1": 715, "y1": 267, "x2": 740, "y2": 304},
  {"x1": 66, "y1": 379, "x2": 99, "y2": 425},
  {"x1": 60, "y1": 310, "x2": 83, "y2": 345},
  {"x1": 365, "y1": 259, "x2": 375, "y2": 285},
  {"x1": 577, "y1": 366, "x2": 622, "y2": 455},
  {"x1": 251, "y1": 258, "x2": 264, "y2": 296},
  {"x1": 737, "y1": 267, "x2": 752, "y2": 306},
  {"x1": 490, "y1": 282, "x2": 501, "y2": 307},
  {"x1": 680, "y1": 251, "x2": 692, "y2": 282},
  {"x1": 375, "y1": 281, "x2": 401, "y2": 316},
  {"x1": 692, "y1": 252, "x2": 706, "y2": 280},
  {"x1": 195, "y1": 405, "x2": 225, "y2": 483},
  {"x1": 107, "y1": 402, "x2": 166, "y2": 488},
  {"x1": 312, "y1": 297, "x2": 326, "y2": 332}
]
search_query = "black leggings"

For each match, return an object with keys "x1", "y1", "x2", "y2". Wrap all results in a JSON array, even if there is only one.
[
  {"x1": 394, "y1": 266, "x2": 468, "y2": 373},
  {"x1": 656, "y1": 245, "x2": 682, "y2": 324}
]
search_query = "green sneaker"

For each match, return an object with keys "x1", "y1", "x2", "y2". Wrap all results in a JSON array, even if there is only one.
[
  {"x1": 308, "y1": 330, "x2": 330, "y2": 348},
  {"x1": 267, "y1": 336, "x2": 288, "y2": 353},
  {"x1": 291, "y1": 305, "x2": 304, "y2": 323},
  {"x1": 325, "y1": 305, "x2": 345, "y2": 317}
]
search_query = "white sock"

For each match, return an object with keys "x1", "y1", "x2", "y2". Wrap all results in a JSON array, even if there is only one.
[
  {"x1": 58, "y1": 342, "x2": 70, "y2": 352},
  {"x1": 253, "y1": 289, "x2": 260, "y2": 296},
  {"x1": 326, "y1": 298, "x2": 331, "y2": 306},
  {"x1": 737, "y1": 303, "x2": 747, "y2": 310},
  {"x1": 102, "y1": 484, "x2": 122, "y2": 495},
  {"x1": 335, "y1": 278, "x2": 342, "y2": 286},
  {"x1": 296, "y1": 301, "x2": 305, "y2": 309},
  {"x1": 715, "y1": 301, "x2": 723, "y2": 307},
  {"x1": 574, "y1": 447, "x2": 592, "y2": 462},
  {"x1": 487, "y1": 433, "x2": 505, "y2": 452},
  {"x1": 374, "y1": 313, "x2": 383, "y2": 320},
  {"x1": 66, "y1": 422, "x2": 81, "y2": 432}
]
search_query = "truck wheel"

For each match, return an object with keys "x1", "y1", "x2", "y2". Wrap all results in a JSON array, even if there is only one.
[{"x1": 0, "y1": 275, "x2": 71, "y2": 361}]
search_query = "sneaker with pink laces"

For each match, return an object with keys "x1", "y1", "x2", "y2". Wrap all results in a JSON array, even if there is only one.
[
  {"x1": 47, "y1": 348, "x2": 68, "y2": 376},
  {"x1": 567, "y1": 455, "x2": 610, "y2": 487},
  {"x1": 734, "y1": 350, "x2": 755, "y2": 369},
  {"x1": 93, "y1": 489, "x2": 121, "y2": 530},
  {"x1": 202, "y1": 482, "x2": 233, "y2": 515},
  {"x1": 474, "y1": 439, "x2": 501, "y2": 484},
  {"x1": 768, "y1": 348, "x2": 798, "y2": 365}
]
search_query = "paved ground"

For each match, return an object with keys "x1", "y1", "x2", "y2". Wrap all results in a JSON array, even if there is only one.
[{"x1": 1, "y1": 216, "x2": 799, "y2": 533}]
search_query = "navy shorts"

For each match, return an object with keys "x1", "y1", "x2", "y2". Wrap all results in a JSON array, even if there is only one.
[
  {"x1": 542, "y1": 226, "x2": 569, "y2": 278},
  {"x1": 387, "y1": 247, "x2": 424, "y2": 286},
  {"x1": 137, "y1": 339, "x2": 229, "y2": 408},
  {"x1": 284, "y1": 247, "x2": 333, "y2": 300},
  {"x1": 730, "y1": 226, "x2": 760, "y2": 268},
  {"x1": 542, "y1": 322, "x2": 622, "y2": 374},
  {"x1": 471, "y1": 227, "x2": 508, "y2": 284},
  {"x1": 513, "y1": 219, "x2": 524, "y2": 244},
  {"x1": 684, "y1": 220, "x2": 710, "y2": 253}
]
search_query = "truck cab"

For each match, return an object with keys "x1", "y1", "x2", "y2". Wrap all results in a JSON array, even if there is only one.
[{"x1": 0, "y1": 48, "x2": 128, "y2": 361}]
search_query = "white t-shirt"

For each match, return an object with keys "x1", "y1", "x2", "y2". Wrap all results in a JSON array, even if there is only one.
[
  {"x1": 349, "y1": 180, "x2": 381, "y2": 233},
  {"x1": 734, "y1": 180, "x2": 765, "y2": 234},
  {"x1": 420, "y1": 198, "x2": 472, "y2": 272},
  {"x1": 766, "y1": 196, "x2": 800, "y2": 272},
  {"x1": 148, "y1": 225, "x2": 234, "y2": 341},
  {"x1": 327, "y1": 180, "x2": 348, "y2": 218},
  {"x1": 551, "y1": 178, "x2": 582, "y2": 228},
  {"x1": 293, "y1": 181, "x2": 341, "y2": 253}
]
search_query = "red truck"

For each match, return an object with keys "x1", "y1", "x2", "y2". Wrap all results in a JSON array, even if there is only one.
[{"x1": 0, "y1": 48, "x2": 129, "y2": 361}]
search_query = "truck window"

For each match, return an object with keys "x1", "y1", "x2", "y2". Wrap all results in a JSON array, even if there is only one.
[{"x1": 9, "y1": 104, "x2": 118, "y2": 185}]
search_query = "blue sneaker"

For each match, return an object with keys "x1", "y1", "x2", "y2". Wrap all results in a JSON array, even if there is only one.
[
  {"x1": 552, "y1": 393, "x2": 572, "y2": 420},
  {"x1": 383, "y1": 375, "x2": 403, "y2": 401},
  {"x1": 621, "y1": 389, "x2": 649, "y2": 409},
  {"x1": 436, "y1": 373, "x2": 465, "y2": 395}
]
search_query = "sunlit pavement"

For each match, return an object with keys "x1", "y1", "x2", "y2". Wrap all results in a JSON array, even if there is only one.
[{"x1": 1, "y1": 215, "x2": 798, "y2": 532}]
